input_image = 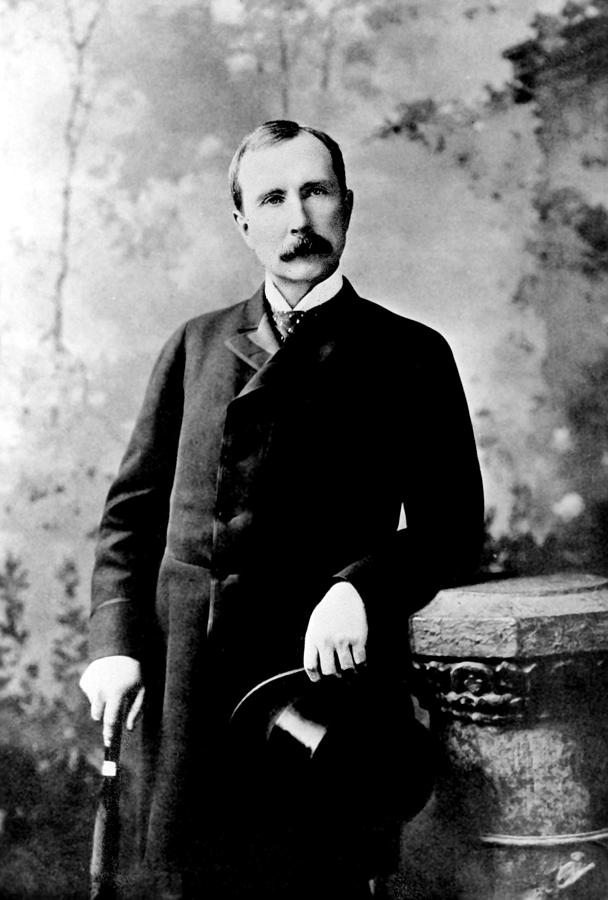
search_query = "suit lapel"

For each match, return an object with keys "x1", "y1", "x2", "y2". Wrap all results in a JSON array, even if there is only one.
[
  {"x1": 224, "y1": 291, "x2": 281, "y2": 375},
  {"x1": 222, "y1": 286, "x2": 274, "y2": 372},
  {"x1": 230, "y1": 279, "x2": 357, "y2": 404}
]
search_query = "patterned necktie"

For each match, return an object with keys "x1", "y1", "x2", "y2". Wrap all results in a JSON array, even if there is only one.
[{"x1": 271, "y1": 308, "x2": 319, "y2": 342}]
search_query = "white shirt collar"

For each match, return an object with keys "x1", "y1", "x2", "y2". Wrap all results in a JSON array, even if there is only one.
[{"x1": 264, "y1": 268, "x2": 344, "y2": 313}]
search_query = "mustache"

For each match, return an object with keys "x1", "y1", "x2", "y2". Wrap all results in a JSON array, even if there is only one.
[{"x1": 280, "y1": 232, "x2": 333, "y2": 261}]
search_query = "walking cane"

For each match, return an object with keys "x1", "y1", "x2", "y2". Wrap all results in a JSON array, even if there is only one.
[{"x1": 90, "y1": 715, "x2": 123, "y2": 900}]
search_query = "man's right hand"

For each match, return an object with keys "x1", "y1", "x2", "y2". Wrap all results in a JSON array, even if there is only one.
[{"x1": 79, "y1": 655, "x2": 144, "y2": 747}]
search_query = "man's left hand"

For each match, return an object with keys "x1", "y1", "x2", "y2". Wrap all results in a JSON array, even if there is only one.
[{"x1": 303, "y1": 581, "x2": 368, "y2": 681}]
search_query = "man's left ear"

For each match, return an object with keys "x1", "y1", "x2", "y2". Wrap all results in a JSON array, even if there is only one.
[{"x1": 344, "y1": 189, "x2": 354, "y2": 227}]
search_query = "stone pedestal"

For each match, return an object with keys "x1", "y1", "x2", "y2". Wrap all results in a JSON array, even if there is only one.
[{"x1": 409, "y1": 573, "x2": 608, "y2": 899}]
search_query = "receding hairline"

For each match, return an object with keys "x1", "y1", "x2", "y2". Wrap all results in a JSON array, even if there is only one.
[{"x1": 229, "y1": 120, "x2": 347, "y2": 213}]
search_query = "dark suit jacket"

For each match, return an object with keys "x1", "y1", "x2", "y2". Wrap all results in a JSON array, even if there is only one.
[{"x1": 89, "y1": 278, "x2": 484, "y2": 876}]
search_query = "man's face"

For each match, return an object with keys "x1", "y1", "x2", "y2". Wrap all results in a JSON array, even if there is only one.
[{"x1": 233, "y1": 132, "x2": 353, "y2": 300}]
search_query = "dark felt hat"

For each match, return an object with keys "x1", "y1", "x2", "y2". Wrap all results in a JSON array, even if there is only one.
[{"x1": 229, "y1": 667, "x2": 434, "y2": 829}]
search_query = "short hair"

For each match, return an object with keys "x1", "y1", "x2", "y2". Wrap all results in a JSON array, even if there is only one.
[{"x1": 229, "y1": 120, "x2": 347, "y2": 213}]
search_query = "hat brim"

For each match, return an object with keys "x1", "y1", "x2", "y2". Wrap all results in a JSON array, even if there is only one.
[
  {"x1": 230, "y1": 667, "x2": 311, "y2": 738},
  {"x1": 229, "y1": 667, "x2": 435, "y2": 827}
]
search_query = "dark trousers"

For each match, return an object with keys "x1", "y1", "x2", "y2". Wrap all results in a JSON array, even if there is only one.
[
  {"x1": 154, "y1": 817, "x2": 379, "y2": 899},
  {"x1": 153, "y1": 799, "x2": 383, "y2": 899}
]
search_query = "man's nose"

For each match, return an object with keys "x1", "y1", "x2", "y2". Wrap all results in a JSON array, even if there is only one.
[{"x1": 287, "y1": 195, "x2": 310, "y2": 232}]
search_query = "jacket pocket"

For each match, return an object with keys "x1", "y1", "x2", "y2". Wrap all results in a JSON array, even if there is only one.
[
  {"x1": 207, "y1": 572, "x2": 241, "y2": 637},
  {"x1": 156, "y1": 554, "x2": 212, "y2": 637}
]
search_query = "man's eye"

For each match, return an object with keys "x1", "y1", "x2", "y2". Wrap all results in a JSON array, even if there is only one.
[
  {"x1": 262, "y1": 195, "x2": 283, "y2": 205},
  {"x1": 309, "y1": 187, "x2": 327, "y2": 196}
]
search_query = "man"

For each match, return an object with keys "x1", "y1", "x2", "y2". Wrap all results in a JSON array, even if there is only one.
[{"x1": 80, "y1": 120, "x2": 484, "y2": 898}]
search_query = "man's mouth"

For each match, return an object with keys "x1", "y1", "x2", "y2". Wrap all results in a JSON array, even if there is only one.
[{"x1": 280, "y1": 233, "x2": 333, "y2": 262}]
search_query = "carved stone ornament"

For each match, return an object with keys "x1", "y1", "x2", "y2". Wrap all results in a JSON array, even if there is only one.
[{"x1": 411, "y1": 654, "x2": 608, "y2": 725}]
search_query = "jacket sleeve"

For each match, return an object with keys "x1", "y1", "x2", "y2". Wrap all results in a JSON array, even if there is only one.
[
  {"x1": 88, "y1": 326, "x2": 186, "y2": 661},
  {"x1": 335, "y1": 331, "x2": 484, "y2": 629}
]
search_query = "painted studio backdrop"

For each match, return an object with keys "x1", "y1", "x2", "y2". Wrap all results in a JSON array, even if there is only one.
[{"x1": 2, "y1": 0, "x2": 608, "y2": 895}]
